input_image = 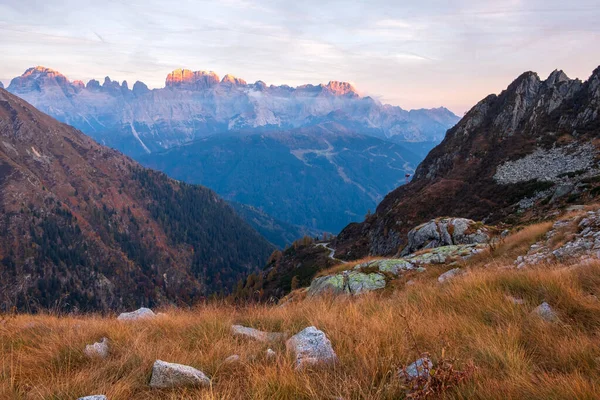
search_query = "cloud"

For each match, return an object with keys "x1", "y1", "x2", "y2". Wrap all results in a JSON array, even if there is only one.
[{"x1": 0, "y1": 0, "x2": 599, "y2": 113}]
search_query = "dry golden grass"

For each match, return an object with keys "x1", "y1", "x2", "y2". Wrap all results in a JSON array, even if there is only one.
[{"x1": 3, "y1": 259, "x2": 600, "y2": 399}]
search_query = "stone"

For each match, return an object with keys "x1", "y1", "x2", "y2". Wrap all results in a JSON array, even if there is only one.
[
  {"x1": 231, "y1": 325, "x2": 285, "y2": 343},
  {"x1": 286, "y1": 326, "x2": 337, "y2": 370},
  {"x1": 84, "y1": 337, "x2": 109, "y2": 359},
  {"x1": 307, "y1": 271, "x2": 386, "y2": 297},
  {"x1": 117, "y1": 307, "x2": 156, "y2": 321},
  {"x1": 401, "y1": 357, "x2": 433, "y2": 381},
  {"x1": 355, "y1": 259, "x2": 416, "y2": 276},
  {"x1": 224, "y1": 355, "x2": 240, "y2": 363},
  {"x1": 438, "y1": 268, "x2": 463, "y2": 283},
  {"x1": 532, "y1": 302, "x2": 559, "y2": 322},
  {"x1": 149, "y1": 360, "x2": 210, "y2": 389},
  {"x1": 77, "y1": 396, "x2": 107, "y2": 400},
  {"x1": 401, "y1": 218, "x2": 489, "y2": 256},
  {"x1": 266, "y1": 348, "x2": 276, "y2": 360}
]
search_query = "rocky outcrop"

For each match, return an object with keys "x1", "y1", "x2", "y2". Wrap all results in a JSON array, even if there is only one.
[
  {"x1": 84, "y1": 338, "x2": 109, "y2": 358},
  {"x1": 165, "y1": 68, "x2": 220, "y2": 90},
  {"x1": 149, "y1": 360, "x2": 210, "y2": 388},
  {"x1": 117, "y1": 308, "x2": 156, "y2": 321},
  {"x1": 307, "y1": 271, "x2": 386, "y2": 296},
  {"x1": 517, "y1": 208, "x2": 600, "y2": 268},
  {"x1": 402, "y1": 218, "x2": 490, "y2": 256},
  {"x1": 231, "y1": 325, "x2": 285, "y2": 343},
  {"x1": 286, "y1": 326, "x2": 337, "y2": 370},
  {"x1": 405, "y1": 244, "x2": 487, "y2": 266}
]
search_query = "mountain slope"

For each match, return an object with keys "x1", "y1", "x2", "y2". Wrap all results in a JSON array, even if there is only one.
[
  {"x1": 334, "y1": 67, "x2": 600, "y2": 259},
  {"x1": 0, "y1": 88, "x2": 274, "y2": 312},
  {"x1": 6, "y1": 67, "x2": 459, "y2": 157},
  {"x1": 139, "y1": 124, "x2": 423, "y2": 232}
]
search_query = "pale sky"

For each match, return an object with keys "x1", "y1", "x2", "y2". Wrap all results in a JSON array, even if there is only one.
[{"x1": 1, "y1": 0, "x2": 599, "y2": 114}]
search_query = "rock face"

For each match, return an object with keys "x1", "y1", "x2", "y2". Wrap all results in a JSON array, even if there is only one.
[
  {"x1": 84, "y1": 338, "x2": 109, "y2": 358},
  {"x1": 7, "y1": 66, "x2": 459, "y2": 157},
  {"x1": 401, "y1": 218, "x2": 490, "y2": 256},
  {"x1": 149, "y1": 360, "x2": 210, "y2": 388},
  {"x1": 532, "y1": 302, "x2": 559, "y2": 322},
  {"x1": 286, "y1": 326, "x2": 337, "y2": 369},
  {"x1": 307, "y1": 271, "x2": 386, "y2": 296},
  {"x1": 117, "y1": 308, "x2": 156, "y2": 321},
  {"x1": 231, "y1": 325, "x2": 285, "y2": 343},
  {"x1": 334, "y1": 66, "x2": 600, "y2": 260}
]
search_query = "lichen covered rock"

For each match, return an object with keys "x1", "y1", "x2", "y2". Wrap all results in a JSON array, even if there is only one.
[
  {"x1": 308, "y1": 271, "x2": 386, "y2": 296},
  {"x1": 149, "y1": 360, "x2": 210, "y2": 388},
  {"x1": 286, "y1": 326, "x2": 337, "y2": 370},
  {"x1": 84, "y1": 337, "x2": 109, "y2": 359},
  {"x1": 231, "y1": 325, "x2": 285, "y2": 343}
]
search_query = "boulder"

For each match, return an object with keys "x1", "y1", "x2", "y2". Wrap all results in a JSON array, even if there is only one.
[
  {"x1": 354, "y1": 259, "x2": 416, "y2": 276},
  {"x1": 402, "y1": 218, "x2": 489, "y2": 256},
  {"x1": 401, "y1": 357, "x2": 433, "y2": 381},
  {"x1": 286, "y1": 326, "x2": 337, "y2": 369},
  {"x1": 438, "y1": 268, "x2": 463, "y2": 283},
  {"x1": 405, "y1": 244, "x2": 486, "y2": 266},
  {"x1": 307, "y1": 271, "x2": 386, "y2": 297},
  {"x1": 149, "y1": 360, "x2": 210, "y2": 389},
  {"x1": 77, "y1": 396, "x2": 107, "y2": 400},
  {"x1": 231, "y1": 325, "x2": 285, "y2": 343},
  {"x1": 117, "y1": 307, "x2": 156, "y2": 321},
  {"x1": 84, "y1": 337, "x2": 109, "y2": 359},
  {"x1": 532, "y1": 302, "x2": 558, "y2": 322}
]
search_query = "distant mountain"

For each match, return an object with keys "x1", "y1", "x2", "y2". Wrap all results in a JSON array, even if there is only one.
[
  {"x1": 0, "y1": 88, "x2": 274, "y2": 312},
  {"x1": 229, "y1": 202, "x2": 323, "y2": 248},
  {"x1": 139, "y1": 123, "x2": 424, "y2": 232},
  {"x1": 7, "y1": 66, "x2": 459, "y2": 157},
  {"x1": 334, "y1": 67, "x2": 600, "y2": 259}
]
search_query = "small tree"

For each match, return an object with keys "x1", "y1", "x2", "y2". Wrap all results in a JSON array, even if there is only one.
[{"x1": 291, "y1": 275, "x2": 300, "y2": 290}]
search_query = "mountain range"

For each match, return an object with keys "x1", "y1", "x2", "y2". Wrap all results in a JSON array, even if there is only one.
[
  {"x1": 5, "y1": 67, "x2": 459, "y2": 234},
  {"x1": 6, "y1": 66, "x2": 459, "y2": 157},
  {"x1": 0, "y1": 88, "x2": 274, "y2": 312}
]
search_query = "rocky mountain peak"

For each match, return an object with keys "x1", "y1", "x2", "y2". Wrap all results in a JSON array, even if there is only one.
[
  {"x1": 0, "y1": 81, "x2": 4, "y2": 89},
  {"x1": 165, "y1": 68, "x2": 220, "y2": 90},
  {"x1": 132, "y1": 80, "x2": 150, "y2": 95},
  {"x1": 326, "y1": 81, "x2": 357, "y2": 96},
  {"x1": 8, "y1": 65, "x2": 70, "y2": 93},
  {"x1": 221, "y1": 74, "x2": 247, "y2": 86},
  {"x1": 546, "y1": 69, "x2": 569, "y2": 86}
]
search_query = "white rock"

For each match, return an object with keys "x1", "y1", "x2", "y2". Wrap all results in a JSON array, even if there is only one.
[
  {"x1": 77, "y1": 396, "x2": 107, "y2": 400},
  {"x1": 231, "y1": 325, "x2": 284, "y2": 343},
  {"x1": 117, "y1": 307, "x2": 156, "y2": 321},
  {"x1": 149, "y1": 360, "x2": 210, "y2": 389},
  {"x1": 286, "y1": 326, "x2": 337, "y2": 370},
  {"x1": 401, "y1": 357, "x2": 433, "y2": 381},
  {"x1": 437, "y1": 268, "x2": 463, "y2": 283},
  {"x1": 84, "y1": 338, "x2": 109, "y2": 359},
  {"x1": 266, "y1": 348, "x2": 276, "y2": 360},
  {"x1": 532, "y1": 302, "x2": 559, "y2": 322}
]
